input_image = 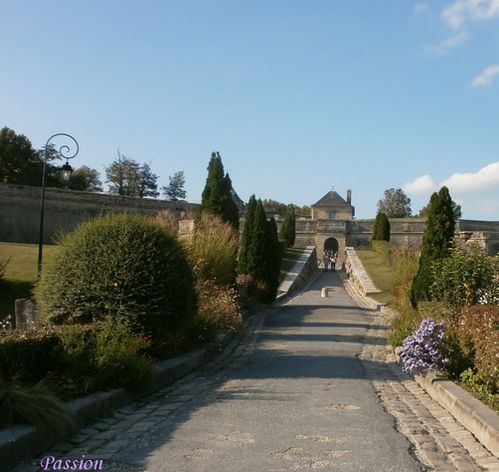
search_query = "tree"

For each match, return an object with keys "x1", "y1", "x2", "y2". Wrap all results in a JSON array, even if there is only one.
[
  {"x1": 199, "y1": 152, "x2": 239, "y2": 230},
  {"x1": 163, "y1": 170, "x2": 186, "y2": 201},
  {"x1": 411, "y1": 186, "x2": 456, "y2": 306},
  {"x1": 247, "y1": 200, "x2": 268, "y2": 280},
  {"x1": 0, "y1": 126, "x2": 41, "y2": 185},
  {"x1": 105, "y1": 152, "x2": 158, "y2": 197},
  {"x1": 106, "y1": 151, "x2": 139, "y2": 196},
  {"x1": 279, "y1": 206, "x2": 296, "y2": 247},
  {"x1": 68, "y1": 166, "x2": 102, "y2": 192},
  {"x1": 372, "y1": 212, "x2": 390, "y2": 241},
  {"x1": 377, "y1": 188, "x2": 412, "y2": 217},
  {"x1": 137, "y1": 163, "x2": 159, "y2": 198},
  {"x1": 264, "y1": 217, "x2": 283, "y2": 301},
  {"x1": 419, "y1": 200, "x2": 462, "y2": 220},
  {"x1": 238, "y1": 195, "x2": 257, "y2": 274}
]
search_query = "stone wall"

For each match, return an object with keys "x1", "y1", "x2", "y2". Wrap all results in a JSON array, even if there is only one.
[{"x1": 0, "y1": 183, "x2": 200, "y2": 244}]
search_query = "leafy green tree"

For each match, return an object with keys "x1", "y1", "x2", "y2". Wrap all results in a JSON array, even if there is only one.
[
  {"x1": 200, "y1": 152, "x2": 239, "y2": 229},
  {"x1": 372, "y1": 212, "x2": 390, "y2": 241},
  {"x1": 238, "y1": 195, "x2": 257, "y2": 274},
  {"x1": 163, "y1": 170, "x2": 186, "y2": 201},
  {"x1": 0, "y1": 126, "x2": 41, "y2": 185},
  {"x1": 411, "y1": 186, "x2": 456, "y2": 305},
  {"x1": 105, "y1": 152, "x2": 158, "y2": 197},
  {"x1": 279, "y1": 206, "x2": 296, "y2": 247},
  {"x1": 68, "y1": 166, "x2": 102, "y2": 192},
  {"x1": 106, "y1": 151, "x2": 139, "y2": 196},
  {"x1": 377, "y1": 188, "x2": 411, "y2": 217}
]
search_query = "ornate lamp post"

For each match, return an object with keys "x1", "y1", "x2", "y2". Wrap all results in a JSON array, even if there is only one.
[{"x1": 37, "y1": 133, "x2": 79, "y2": 276}]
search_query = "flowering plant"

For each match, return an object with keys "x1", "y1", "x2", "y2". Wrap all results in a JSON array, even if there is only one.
[{"x1": 399, "y1": 318, "x2": 449, "y2": 375}]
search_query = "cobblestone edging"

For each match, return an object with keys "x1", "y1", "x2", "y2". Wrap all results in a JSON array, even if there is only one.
[
  {"x1": 0, "y1": 349, "x2": 213, "y2": 472},
  {"x1": 341, "y1": 276, "x2": 499, "y2": 469}
]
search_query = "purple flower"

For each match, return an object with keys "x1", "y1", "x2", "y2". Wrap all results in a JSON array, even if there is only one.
[{"x1": 399, "y1": 318, "x2": 449, "y2": 375}]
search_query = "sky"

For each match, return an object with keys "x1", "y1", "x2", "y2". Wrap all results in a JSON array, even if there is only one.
[{"x1": 1, "y1": 0, "x2": 499, "y2": 220}]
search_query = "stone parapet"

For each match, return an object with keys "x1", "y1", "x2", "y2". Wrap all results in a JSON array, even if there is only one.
[{"x1": 343, "y1": 247, "x2": 381, "y2": 296}]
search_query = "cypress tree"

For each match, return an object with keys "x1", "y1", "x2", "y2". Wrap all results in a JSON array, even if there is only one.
[
  {"x1": 279, "y1": 206, "x2": 296, "y2": 247},
  {"x1": 238, "y1": 195, "x2": 257, "y2": 274},
  {"x1": 199, "y1": 152, "x2": 239, "y2": 230},
  {"x1": 247, "y1": 200, "x2": 268, "y2": 280},
  {"x1": 264, "y1": 217, "x2": 283, "y2": 301},
  {"x1": 222, "y1": 173, "x2": 240, "y2": 230},
  {"x1": 411, "y1": 186, "x2": 456, "y2": 305},
  {"x1": 372, "y1": 212, "x2": 390, "y2": 241}
]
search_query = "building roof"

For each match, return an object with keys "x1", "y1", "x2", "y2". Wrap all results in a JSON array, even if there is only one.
[{"x1": 312, "y1": 191, "x2": 349, "y2": 207}]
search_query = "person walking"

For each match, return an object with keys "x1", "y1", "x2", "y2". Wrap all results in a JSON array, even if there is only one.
[{"x1": 322, "y1": 253, "x2": 330, "y2": 272}]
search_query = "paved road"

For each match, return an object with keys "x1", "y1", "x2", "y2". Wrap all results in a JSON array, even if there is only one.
[{"x1": 19, "y1": 271, "x2": 497, "y2": 472}]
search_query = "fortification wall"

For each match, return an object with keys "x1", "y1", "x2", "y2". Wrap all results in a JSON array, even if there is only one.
[{"x1": 0, "y1": 184, "x2": 199, "y2": 244}]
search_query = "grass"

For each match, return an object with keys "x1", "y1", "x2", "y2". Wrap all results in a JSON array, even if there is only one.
[
  {"x1": 0, "y1": 242, "x2": 58, "y2": 320},
  {"x1": 280, "y1": 247, "x2": 307, "y2": 282},
  {"x1": 355, "y1": 248, "x2": 397, "y2": 304}
]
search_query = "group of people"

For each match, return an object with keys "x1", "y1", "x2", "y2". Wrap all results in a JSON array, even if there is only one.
[{"x1": 321, "y1": 250, "x2": 338, "y2": 272}]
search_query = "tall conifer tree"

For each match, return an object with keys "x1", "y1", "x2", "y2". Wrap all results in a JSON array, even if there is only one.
[
  {"x1": 247, "y1": 200, "x2": 268, "y2": 280},
  {"x1": 264, "y1": 217, "x2": 282, "y2": 301},
  {"x1": 200, "y1": 152, "x2": 239, "y2": 230},
  {"x1": 238, "y1": 195, "x2": 257, "y2": 274},
  {"x1": 411, "y1": 186, "x2": 456, "y2": 305},
  {"x1": 279, "y1": 206, "x2": 296, "y2": 247}
]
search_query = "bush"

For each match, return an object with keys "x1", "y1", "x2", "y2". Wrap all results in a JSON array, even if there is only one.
[
  {"x1": 431, "y1": 245, "x2": 499, "y2": 311},
  {"x1": 183, "y1": 213, "x2": 239, "y2": 286},
  {"x1": 390, "y1": 246, "x2": 419, "y2": 312},
  {"x1": 35, "y1": 213, "x2": 197, "y2": 348},
  {"x1": 193, "y1": 279, "x2": 243, "y2": 343},
  {"x1": 399, "y1": 318, "x2": 449, "y2": 375},
  {"x1": 457, "y1": 305, "x2": 499, "y2": 391},
  {"x1": 0, "y1": 321, "x2": 154, "y2": 399},
  {"x1": 0, "y1": 328, "x2": 64, "y2": 384}
]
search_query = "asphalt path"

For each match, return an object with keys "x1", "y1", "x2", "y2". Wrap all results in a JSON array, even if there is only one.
[{"x1": 146, "y1": 271, "x2": 424, "y2": 472}]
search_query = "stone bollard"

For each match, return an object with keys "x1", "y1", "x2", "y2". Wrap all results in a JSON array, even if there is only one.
[
  {"x1": 321, "y1": 287, "x2": 334, "y2": 298},
  {"x1": 15, "y1": 298, "x2": 42, "y2": 330}
]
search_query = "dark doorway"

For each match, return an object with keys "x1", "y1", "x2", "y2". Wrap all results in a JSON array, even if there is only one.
[{"x1": 324, "y1": 237, "x2": 339, "y2": 254}]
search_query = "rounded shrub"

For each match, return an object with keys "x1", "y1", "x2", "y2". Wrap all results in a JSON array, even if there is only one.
[{"x1": 35, "y1": 213, "x2": 197, "y2": 347}]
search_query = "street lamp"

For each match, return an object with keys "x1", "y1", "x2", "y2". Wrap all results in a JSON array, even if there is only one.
[{"x1": 37, "y1": 133, "x2": 79, "y2": 276}]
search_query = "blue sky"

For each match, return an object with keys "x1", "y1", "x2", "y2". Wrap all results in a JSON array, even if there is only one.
[{"x1": 1, "y1": 0, "x2": 498, "y2": 219}]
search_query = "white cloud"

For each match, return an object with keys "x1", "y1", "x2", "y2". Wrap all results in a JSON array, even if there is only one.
[
  {"x1": 404, "y1": 161, "x2": 499, "y2": 196},
  {"x1": 471, "y1": 64, "x2": 499, "y2": 86},
  {"x1": 403, "y1": 175, "x2": 437, "y2": 195},
  {"x1": 441, "y1": 161, "x2": 499, "y2": 192},
  {"x1": 414, "y1": 3, "x2": 429, "y2": 15},
  {"x1": 425, "y1": 31, "x2": 471, "y2": 54},
  {"x1": 442, "y1": 0, "x2": 499, "y2": 29}
]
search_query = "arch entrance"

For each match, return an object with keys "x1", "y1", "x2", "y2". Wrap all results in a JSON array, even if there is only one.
[{"x1": 324, "y1": 237, "x2": 339, "y2": 254}]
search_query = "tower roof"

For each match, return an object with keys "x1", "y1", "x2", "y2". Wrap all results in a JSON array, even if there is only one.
[{"x1": 312, "y1": 191, "x2": 349, "y2": 206}]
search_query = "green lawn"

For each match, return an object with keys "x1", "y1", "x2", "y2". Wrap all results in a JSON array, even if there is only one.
[
  {"x1": 355, "y1": 249, "x2": 397, "y2": 304},
  {"x1": 280, "y1": 247, "x2": 307, "y2": 282},
  {"x1": 0, "y1": 242, "x2": 58, "y2": 320}
]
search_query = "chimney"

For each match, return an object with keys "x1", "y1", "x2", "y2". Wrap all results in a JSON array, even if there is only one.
[{"x1": 347, "y1": 189, "x2": 352, "y2": 205}]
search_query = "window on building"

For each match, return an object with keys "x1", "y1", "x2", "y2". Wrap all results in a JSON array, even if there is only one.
[{"x1": 328, "y1": 212, "x2": 337, "y2": 220}]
